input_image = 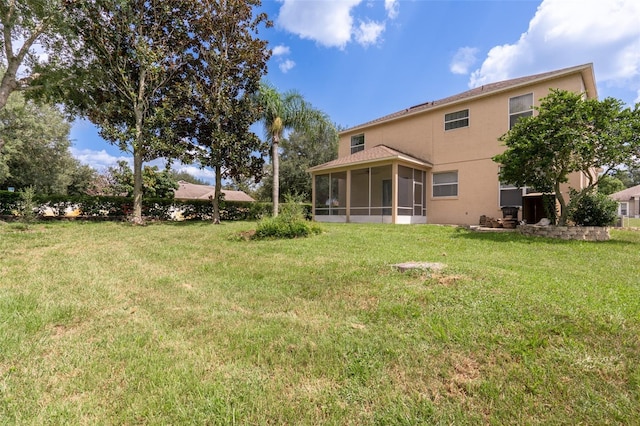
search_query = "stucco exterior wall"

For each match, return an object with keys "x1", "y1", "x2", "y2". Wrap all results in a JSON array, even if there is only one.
[{"x1": 336, "y1": 67, "x2": 595, "y2": 225}]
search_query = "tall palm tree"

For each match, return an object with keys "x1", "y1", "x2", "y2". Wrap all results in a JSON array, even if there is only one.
[{"x1": 255, "y1": 81, "x2": 329, "y2": 216}]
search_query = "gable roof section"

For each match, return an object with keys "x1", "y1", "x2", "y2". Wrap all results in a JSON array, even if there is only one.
[
  {"x1": 343, "y1": 63, "x2": 596, "y2": 134},
  {"x1": 308, "y1": 144, "x2": 433, "y2": 173},
  {"x1": 174, "y1": 181, "x2": 255, "y2": 202},
  {"x1": 610, "y1": 184, "x2": 640, "y2": 201}
]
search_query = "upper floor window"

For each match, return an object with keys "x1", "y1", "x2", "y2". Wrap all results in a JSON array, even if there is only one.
[
  {"x1": 432, "y1": 171, "x2": 458, "y2": 197},
  {"x1": 350, "y1": 134, "x2": 364, "y2": 154},
  {"x1": 444, "y1": 109, "x2": 469, "y2": 130},
  {"x1": 509, "y1": 93, "x2": 533, "y2": 129}
]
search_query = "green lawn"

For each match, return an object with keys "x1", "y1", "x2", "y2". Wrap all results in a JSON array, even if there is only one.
[
  {"x1": 1, "y1": 221, "x2": 639, "y2": 424},
  {"x1": 621, "y1": 217, "x2": 640, "y2": 228}
]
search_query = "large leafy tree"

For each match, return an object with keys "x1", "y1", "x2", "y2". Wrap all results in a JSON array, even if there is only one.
[
  {"x1": 177, "y1": 0, "x2": 270, "y2": 224},
  {"x1": 0, "y1": 0, "x2": 78, "y2": 172},
  {"x1": 0, "y1": 0, "x2": 74, "y2": 109},
  {"x1": 494, "y1": 89, "x2": 640, "y2": 225},
  {"x1": 257, "y1": 122, "x2": 339, "y2": 202},
  {"x1": 169, "y1": 171, "x2": 208, "y2": 186},
  {"x1": 611, "y1": 167, "x2": 640, "y2": 188},
  {"x1": 597, "y1": 175, "x2": 626, "y2": 195},
  {"x1": 61, "y1": 0, "x2": 195, "y2": 224},
  {"x1": 255, "y1": 82, "x2": 330, "y2": 216},
  {"x1": 0, "y1": 92, "x2": 95, "y2": 194},
  {"x1": 102, "y1": 160, "x2": 177, "y2": 198}
]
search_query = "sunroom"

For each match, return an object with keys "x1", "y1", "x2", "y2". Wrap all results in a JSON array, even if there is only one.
[{"x1": 308, "y1": 145, "x2": 433, "y2": 224}]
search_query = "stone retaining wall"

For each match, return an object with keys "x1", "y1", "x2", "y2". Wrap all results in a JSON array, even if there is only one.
[{"x1": 518, "y1": 225, "x2": 610, "y2": 241}]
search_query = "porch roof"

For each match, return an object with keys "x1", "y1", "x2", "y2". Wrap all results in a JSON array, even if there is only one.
[
  {"x1": 308, "y1": 144, "x2": 433, "y2": 174},
  {"x1": 610, "y1": 184, "x2": 640, "y2": 201}
]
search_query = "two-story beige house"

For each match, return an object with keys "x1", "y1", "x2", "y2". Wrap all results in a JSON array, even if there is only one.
[{"x1": 309, "y1": 63, "x2": 597, "y2": 225}]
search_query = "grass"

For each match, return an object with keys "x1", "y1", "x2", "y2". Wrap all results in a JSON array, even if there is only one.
[
  {"x1": 1, "y1": 220, "x2": 639, "y2": 424},
  {"x1": 621, "y1": 217, "x2": 640, "y2": 228}
]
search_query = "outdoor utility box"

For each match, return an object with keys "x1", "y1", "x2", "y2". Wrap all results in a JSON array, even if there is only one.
[{"x1": 501, "y1": 206, "x2": 519, "y2": 219}]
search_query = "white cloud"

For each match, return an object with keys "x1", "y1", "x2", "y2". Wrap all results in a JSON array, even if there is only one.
[
  {"x1": 272, "y1": 45, "x2": 291, "y2": 56},
  {"x1": 71, "y1": 148, "x2": 130, "y2": 171},
  {"x1": 385, "y1": 0, "x2": 399, "y2": 19},
  {"x1": 355, "y1": 20, "x2": 385, "y2": 47},
  {"x1": 279, "y1": 59, "x2": 296, "y2": 73},
  {"x1": 71, "y1": 147, "x2": 218, "y2": 184},
  {"x1": 469, "y1": 0, "x2": 640, "y2": 93},
  {"x1": 450, "y1": 47, "x2": 479, "y2": 75},
  {"x1": 271, "y1": 44, "x2": 296, "y2": 73},
  {"x1": 277, "y1": 0, "x2": 359, "y2": 48},
  {"x1": 276, "y1": 0, "x2": 391, "y2": 49},
  {"x1": 174, "y1": 165, "x2": 216, "y2": 183}
]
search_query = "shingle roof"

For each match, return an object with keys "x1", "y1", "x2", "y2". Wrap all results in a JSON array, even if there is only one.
[
  {"x1": 343, "y1": 63, "x2": 595, "y2": 133},
  {"x1": 610, "y1": 184, "x2": 640, "y2": 201},
  {"x1": 174, "y1": 181, "x2": 255, "y2": 202},
  {"x1": 308, "y1": 144, "x2": 433, "y2": 173}
]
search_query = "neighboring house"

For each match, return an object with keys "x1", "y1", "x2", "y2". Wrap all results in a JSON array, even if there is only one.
[
  {"x1": 610, "y1": 184, "x2": 640, "y2": 218},
  {"x1": 174, "y1": 180, "x2": 255, "y2": 202},
  {"x1": 309, "y1": 63, "x2": 598, "y2": 225}
]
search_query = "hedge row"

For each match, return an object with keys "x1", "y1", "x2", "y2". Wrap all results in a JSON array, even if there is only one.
[{"x1": 0, "y1": 191, "x2": 312, "y2": 222}]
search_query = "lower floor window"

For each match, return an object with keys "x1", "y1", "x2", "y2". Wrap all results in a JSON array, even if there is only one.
[
  {"x1": 619, "y1": 202, "x2": 628, "y2": 216},
  {"x1": 432, "y1": 171, "x2": 458, "y2": 197},
  {"x1": 500, "y1": 184, "x2": 524, "y2": 207},
  {"x1": 500, "y1": 183, "x2": 535, "y2": 207}
]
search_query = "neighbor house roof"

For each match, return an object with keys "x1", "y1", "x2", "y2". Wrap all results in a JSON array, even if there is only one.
[
  {"x1": 308, "y1": 144, "x2": 433, "y2": 174},
  {"x1": 174, "y1": 181, "x2": 255, "y2": 202},
  {"x1": 610, "y1": 184, "x2": 640, "y2": 201},
  {"x1": 342, "y1": 63, "x2": 597, "y2": 134}
]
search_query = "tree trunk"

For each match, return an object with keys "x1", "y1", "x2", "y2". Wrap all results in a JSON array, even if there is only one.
[
  {"x1": 272, "y1": 136, "x2": 279, "y2": 217},
  {"x1": 130, "y1": 70, "x2": 147, "y2": 225},
  {"x1": 0, "y1": 72, "x2": 17, "y2": 111},
  {"x1": 131, "y1": 149, "x2": 144, "y2": 224},
  {"x1": 131, "y1": 96, "x2": 145, "y2": 224},
  {"x1": 212, "y1": 166, "x2": 221, "y2": 224},
  {"x1": 555, "y1": 181, "x2": 567, "y2": 226},
  {"x1": 0, "y1": 70, "x2": 18, "y2": 166}
]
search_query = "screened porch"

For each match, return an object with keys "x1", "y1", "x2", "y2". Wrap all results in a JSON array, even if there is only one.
[{"x1": 310, "y1": 150, "x2": 431, "y2": 224}]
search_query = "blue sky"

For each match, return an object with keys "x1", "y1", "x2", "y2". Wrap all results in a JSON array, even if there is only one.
[{"x1": 70, "y1": 0, "x2": 640, "y2": 183}]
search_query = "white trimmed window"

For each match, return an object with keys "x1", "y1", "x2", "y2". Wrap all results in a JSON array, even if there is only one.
[
  {"x1": 500, "y1": 183, "x2": 528, "y2": 207},
  {"x1": 350, "y1": 134, "x2": 364, "y2": 154},
  {"x1": 444, "y1": 109, "x2": 469, "y2": 130},
  {"x1": 433, "y1": 171, "x2": 458, "y2": 197},
  {"x1": 619, "y1": 202, "x2": 629, "y2": 216},
  {"x1": 509, "y1": 93, "x2": 533, "y2": 129}
]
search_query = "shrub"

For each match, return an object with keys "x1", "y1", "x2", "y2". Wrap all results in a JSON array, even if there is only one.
[
  {"x1": 18, "y1": 187, "x2": 37, "y2": 224},
  {"x1": 568, "y1": 190, "x2": 618, "y2": 226},
  {"x1": 254, "y1": 216, "x2": 322, "y2": 239},
  {"x1": 253, "y1": 195, "x2": 321, "y2": 239},
  {"x1": 0, "y1": 190, "x2": 20, "y2": 215}
]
